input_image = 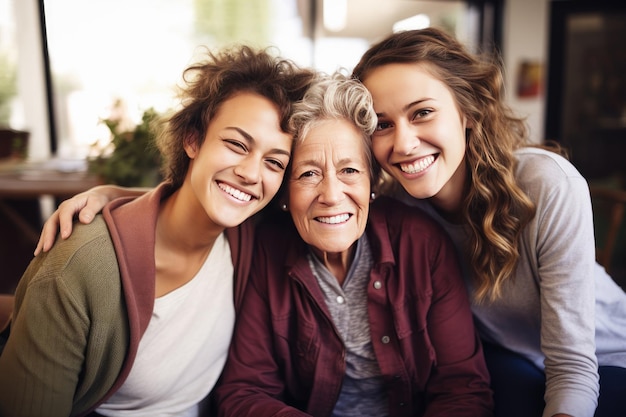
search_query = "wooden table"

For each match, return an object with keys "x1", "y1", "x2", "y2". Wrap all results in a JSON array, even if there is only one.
[{"x1": 0, "y1": 159, "x2": 101, "y2": 243}]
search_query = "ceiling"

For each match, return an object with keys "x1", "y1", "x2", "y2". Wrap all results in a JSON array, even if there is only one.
[{"x1": 298, "y1": 0, "x2": 467, "y2": 43}]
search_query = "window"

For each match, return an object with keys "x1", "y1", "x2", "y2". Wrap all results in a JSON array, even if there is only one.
[
  {"x1": 42, "y1": 0, "x2": 315, "y2": 159},
  {"x1": 5, "y1": 0, "x2": 474, "y2": 161}
]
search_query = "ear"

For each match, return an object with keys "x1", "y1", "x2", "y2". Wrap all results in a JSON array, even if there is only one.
[
  {"x1": 277, "y1": 184, "x2": 290, "y2": 212},
  {"x1": 462, "y1": 114, "x2": 473, "y2": 130},
  {"x1": 183, "y1": 133, "x2": 199, "y2": 158}
]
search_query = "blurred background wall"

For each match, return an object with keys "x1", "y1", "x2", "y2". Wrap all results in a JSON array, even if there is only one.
[{"x1": 0, "y1": 0, "x2": 624, "y2": 291}]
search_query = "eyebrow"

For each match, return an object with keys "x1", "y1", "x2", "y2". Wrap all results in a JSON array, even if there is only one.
[
  {"x1": 375, "y1": 98, "x2": 432, "y2": 118},
  {"x1": 294, "y1": 157, "x2": 362, "y2": 168},
  {"x1": 226, "y1": 126, "x2": 291, "y2": 157}
]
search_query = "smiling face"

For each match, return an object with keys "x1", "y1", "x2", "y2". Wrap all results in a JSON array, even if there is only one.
[
  {"x1": 184, "y1": 92, "x2": 292, "y2": 229},
  {"x1": 288, "y1": 118, "x2": 371, "y2": 259},
  {"x1": 362, "y1": 62, "x2": 469, "y2": 213}
]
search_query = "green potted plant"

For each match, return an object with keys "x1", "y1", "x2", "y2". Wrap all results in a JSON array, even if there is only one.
[
  {"x1": 0, "y1": 50, "x2": 28, "y2": 160},
  {"x1": 89, "y1": 108, "x2": 163, "y2": 187},
  {"x1": 0, "y1": 51, "x2": 17, "y2": 126}
]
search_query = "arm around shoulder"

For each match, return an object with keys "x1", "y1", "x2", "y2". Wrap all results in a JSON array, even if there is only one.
[{"x1": 35, "y1": 184, "x2": 152, "y2": 255}]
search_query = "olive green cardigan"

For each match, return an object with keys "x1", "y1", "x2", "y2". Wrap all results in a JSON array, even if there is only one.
[{"x1": 0, "y1": 183, "x2": 254, "y2": 417}]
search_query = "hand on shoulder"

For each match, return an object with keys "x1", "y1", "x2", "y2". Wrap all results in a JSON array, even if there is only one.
[{"x1": 34, "y1": 185, "x2": 149, "y2": 255}]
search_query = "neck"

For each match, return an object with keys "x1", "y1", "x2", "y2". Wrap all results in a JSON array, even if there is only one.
[
  {"x1": 157, "y1": 186, "x2": 224, "y2": 253},
  {"x1": 153, "y1": 187, "x2": 224, "y2": 297},
  {"x1": 312, "y1": 244, "x2": 356, "y2": 286}
]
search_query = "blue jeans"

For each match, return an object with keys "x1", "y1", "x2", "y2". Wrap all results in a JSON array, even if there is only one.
[
  {"x1": 483, "y1": 342, "x2": 626, "y2": 417},
  {"x1": 483, "y1": 342, "x2": 545, "y2": 417},
  {"x1": 596, "y1": 366, "x2": 626, "y2": 417}
]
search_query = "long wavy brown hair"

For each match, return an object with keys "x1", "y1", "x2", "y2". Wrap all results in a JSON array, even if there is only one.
[{"x1": 352, "y1": 27, "x2": 544, "y2": 302}]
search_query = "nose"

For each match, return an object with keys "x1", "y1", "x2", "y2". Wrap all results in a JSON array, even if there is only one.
[
  {"x1": 318, "y1": 173, "x2": 344, "y2": 205},
  {"x1": 234, "y1": 155, "x2": 261, "y2": 184},
  {"x1": 393, "y1": 122, "x2": 421, "y2": 156}
]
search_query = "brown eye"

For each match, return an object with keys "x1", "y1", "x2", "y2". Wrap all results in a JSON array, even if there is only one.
[
  {"x1": 375, "y1": 121, "x2": 392, "y2": 131},
  {"x1": 413, "y1": 109, "x2": 433, "y2": 120},
  {"x1": 225, "y1": 139, "x2": 248, "y2": 151},
  {"x1": 266, "y1": 159, "x2": 285, "y2": 170}
]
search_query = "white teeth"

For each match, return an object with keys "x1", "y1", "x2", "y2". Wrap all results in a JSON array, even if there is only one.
[
  {"x1": 400, "y1": 155, "x2": 435, "y2": 174},
  {"x1": 316, "y1": 214, "x2": 350, "y2": 224},
  {"x1": 218, "y1": 183, "x2": 252, "y2": 202}
]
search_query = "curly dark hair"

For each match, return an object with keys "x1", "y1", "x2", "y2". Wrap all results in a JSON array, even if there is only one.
[{"x1": 156, "y1": 45, "x2": 316, "y2": 190}]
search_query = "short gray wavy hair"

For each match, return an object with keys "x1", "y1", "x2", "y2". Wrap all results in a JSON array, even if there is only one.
[{"x1": 288, "y1": 72, "x2": 379, "y2": 184}]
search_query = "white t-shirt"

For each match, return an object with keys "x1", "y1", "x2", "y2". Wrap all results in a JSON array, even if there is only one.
[{"x1": 97, "y1": 232, "x2": 234, "y2": 417}]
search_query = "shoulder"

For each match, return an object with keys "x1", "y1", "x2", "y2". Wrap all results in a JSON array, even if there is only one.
[
  {"x1": 368, "y1": 198, "x2": 461, "y2": 288},
  {"x1": 515, "y1": 147, "x2": 585, "y2": 185},
  {"x1": 369, "y1": 196, "x2": 448, "y2": 243},
  {"x1": 23, "y1": 216, "x2": 119, "y2": 295},
  {"x1": 225, "y1": 219, "x2": 256, "y2": 254},
  {"x1": 371, "y1": 196, "x2": 439, "y2": 225},
  {"x1": 55, "y1": 215, "x2": 116, "y2": 265},
  {"x1": 514, "y1": 147, "x2": 590, "y2": 199},
  {"x1": 252, "y1": 211, "x2": 304, "y2": 267},
  {"x1": 39, "y1": 215, "x2": 114, "y2": 262}
]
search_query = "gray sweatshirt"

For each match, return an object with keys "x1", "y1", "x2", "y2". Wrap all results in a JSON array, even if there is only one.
[{"x1": 399, "y1": 147, "x2": 626, "y2": 417}]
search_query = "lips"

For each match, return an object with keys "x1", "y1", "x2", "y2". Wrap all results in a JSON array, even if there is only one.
[
  {"x1": 315, "y1": 213, "x2": 351, "y2": 224},
  {"x1": 217, "y1": 181, "x2": 253, "y2": 202},
  {"x1": 399, "y1": 154, "x2": 436, "y2": 174}
]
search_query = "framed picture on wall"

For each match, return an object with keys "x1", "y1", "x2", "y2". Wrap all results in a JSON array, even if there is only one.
[{"x1": 516, "y1": 60, "x2": 542, "y2": 99}]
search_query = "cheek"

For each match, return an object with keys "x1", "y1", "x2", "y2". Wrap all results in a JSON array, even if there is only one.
[
  {"x1": 357, "y1": 205, "x2": 369, "y2": 229},
  {"x1": 263, "y1": 172, "x2": 286, "y2": 198},
  {"x1": 371, "y1": 138, "x2": 389, "y2": 165},
  {"x1": 289, "y1": 206, "x2": 312, "y2": 243},
  {"x1": 440, "y1": 117, "x2": 467, "y2": 148},
  {"x1": 446, "y1": 129, "x2": 467, "y2": 162},
  {"x1": 291, "y1": 219, "x2": 310, "y2": 244},
  {"x1": 288, "y1": 189, "x2": 310, "y2": 221},
  {"x1": 354, "y1": 185, "x2": 371, "y2": 220}
]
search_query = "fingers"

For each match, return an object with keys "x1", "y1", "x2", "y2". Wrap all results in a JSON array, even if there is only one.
[
  {"x1": 58, "y1": 199, "x2": 82, "y2": 238},
  {"x1": 33, "y1": 195, "x2": 91, "y2": 256},
  {"x1": 34, "y1": 211, "x2": 62, "y2": 256},
  {"x1": 76, "y1": 194, "x2": 108, "y2": 225},
  {"x1": 33, "y1": 185, "x2": 137, "y2": 256}
]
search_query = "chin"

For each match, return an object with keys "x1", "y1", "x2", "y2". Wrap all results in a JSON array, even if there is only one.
[
  {"x1": 214, "y1": 213, "x2": 253, "y2": 229},
  {"x1": 402, "y1": 182, "x2": 440, "y2": 200},
  {"x1": 317, "y1": 240, "x2": 357, "y2": 254}
]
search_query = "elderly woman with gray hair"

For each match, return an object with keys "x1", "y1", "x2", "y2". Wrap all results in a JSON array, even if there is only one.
[{"x1": 213, "y1": 73, "x2": 494, "y2": 417}]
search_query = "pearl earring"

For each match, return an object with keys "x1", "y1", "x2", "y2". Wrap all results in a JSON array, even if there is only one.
[
  {"x1": 281, "y1": 203, "x2": 288, "y2": 211},
  {"x1": 370, "y1": 192, "x2": 376, "y2": 201}
]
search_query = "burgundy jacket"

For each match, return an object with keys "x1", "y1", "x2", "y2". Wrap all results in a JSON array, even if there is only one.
[{"x1": 215, "y1": 197, "x2": 493, "y2": 417}]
